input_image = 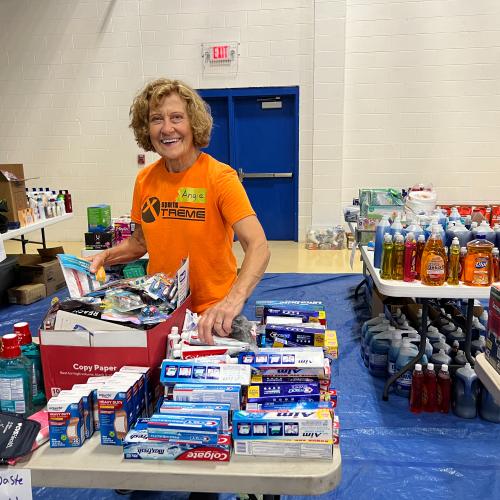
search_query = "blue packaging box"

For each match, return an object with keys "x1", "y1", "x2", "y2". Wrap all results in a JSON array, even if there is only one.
[{"x1": 159, "y1": 401, "x2": 231, "y2": 432}]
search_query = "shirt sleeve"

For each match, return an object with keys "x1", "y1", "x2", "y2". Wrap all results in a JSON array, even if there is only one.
[
  {"x1": 216, "y1": 166, "x2": 256, "y2": 227},
  {"x1": 130, "y1": 175, "x2": 142, "y2": 224}
]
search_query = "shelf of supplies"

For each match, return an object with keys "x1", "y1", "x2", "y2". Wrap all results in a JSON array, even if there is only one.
[
  {"x1": 360, "y1": 245, "x2": 493, "y2": 299},
  {"x1": 12, "y1": 434, "x2": 341, "y2": 495},
  {"x1": 475, "y1": 353, "x2": 500, "y2": 403},
  {"x1": 0, "y1": 213, "x2": 74, "y2": 242}
]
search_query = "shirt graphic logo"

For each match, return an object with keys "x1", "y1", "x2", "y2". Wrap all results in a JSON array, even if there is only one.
[
  {"x1": 142, "y1": 197, "x2": 161, "y2": 223},
  {"x1": 176, "y1": 187, "x2": 207, "y2": 204}
]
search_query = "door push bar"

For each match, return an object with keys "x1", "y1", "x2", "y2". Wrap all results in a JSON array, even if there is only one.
[{"x1": 237, "y1": 168, "x2": 293, "y2": 182}]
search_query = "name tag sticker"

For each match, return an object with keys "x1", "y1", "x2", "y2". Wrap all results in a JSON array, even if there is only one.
[{"x1": 0, "y1": 469, "x2": 32, "y2": 499}]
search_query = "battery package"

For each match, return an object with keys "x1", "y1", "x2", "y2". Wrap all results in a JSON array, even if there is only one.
[{"x1": 160, "y1": 359, "x2": 251, "y2": 385}]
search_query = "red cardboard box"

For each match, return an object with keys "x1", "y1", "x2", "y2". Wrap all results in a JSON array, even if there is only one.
[{"x1": 40, "y1": 296, "x2": 191, "y2": 398}]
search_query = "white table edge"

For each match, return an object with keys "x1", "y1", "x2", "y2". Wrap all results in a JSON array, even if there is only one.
[
  {"x1": 475, "y1": 353, "x2": 500, "y2": 404},
  {"x1": 0, "y1": 213, "x2": 74, "y2": 242}
]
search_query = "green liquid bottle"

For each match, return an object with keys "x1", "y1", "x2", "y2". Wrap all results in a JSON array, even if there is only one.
[
  {"x1": 0, "y1": 334, "x2": 33, "y2": 416},
  {"x1": 392, "y1": 232, "x2": 405, "y2": 280},
  {"x1": 380, "y1": 233, "x2": 393, "y2": 280},
  {"x1": 447, "y1": 237, "x2": 461, "y2": 285},
  {"x1": 14, "y1": 322, "x2": 46, "y2": 408}
]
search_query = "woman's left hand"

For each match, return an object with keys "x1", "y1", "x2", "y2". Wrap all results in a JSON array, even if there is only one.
[{"x1": 197, "y1": 296, "x2": 245, "y2": 345}]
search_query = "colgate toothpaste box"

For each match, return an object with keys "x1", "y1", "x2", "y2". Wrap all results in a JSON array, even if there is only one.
[{"x1": 123, "y1": 419, "x2": 231, "y2": 461}]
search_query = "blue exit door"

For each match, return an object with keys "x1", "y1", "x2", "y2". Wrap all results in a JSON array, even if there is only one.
[{"x1": 198, "y1": 87, "x2": 299, "y2": 241}]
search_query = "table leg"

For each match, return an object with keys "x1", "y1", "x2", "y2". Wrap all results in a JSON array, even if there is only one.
[
  {"x1": 41, "y1": 227, "x2": 47, "y2": 248},
  {"x1": 21, "y1": 234, "x2": 27, "y2": 253},
  {"x1": 354, "y1": 278, "x2": 366, "y2": 300},
  {"x1": 464, "y1": 298, "x2": 475, "y2": 366},
  {"x1": 383, "y1": 299, "x2": 429, "y2": 401}
]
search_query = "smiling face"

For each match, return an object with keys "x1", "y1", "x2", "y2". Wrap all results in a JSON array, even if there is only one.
[{"x1": 148, "y1": 93, "x2": 198, "y2": 172}]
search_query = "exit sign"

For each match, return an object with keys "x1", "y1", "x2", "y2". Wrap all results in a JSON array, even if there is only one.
[{"x1": 212, "y1": 45, "x2": 229, "y2": 60}]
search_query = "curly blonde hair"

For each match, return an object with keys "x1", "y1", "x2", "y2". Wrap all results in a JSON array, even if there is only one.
[{"x1": 129, "y1": 78, "x2": 213, "y2": 151}]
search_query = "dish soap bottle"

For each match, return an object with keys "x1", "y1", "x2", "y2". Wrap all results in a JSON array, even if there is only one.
[
  {"x1": 13, "y1": 322, "x2": 46, "y2": 408},
  {"x1": 0, "y1": 334, "x2": 33, "y2": 416},
  {"x1": 421, "y1": 225, "x2": 447, "y2": 286},
  {"x1": 463, "y1": 236, "x2": 494, "y2": 286}
]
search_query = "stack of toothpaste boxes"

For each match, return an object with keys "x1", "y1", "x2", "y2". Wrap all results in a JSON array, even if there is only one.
[
  {"x1": 231, "y1": 301, "x2": 339, "y2": 459},
  {"x1": 122, "y1": 358, "x2": 252, "y2": 461},
  {"x1": 47, "y1": 366, "x2": 151, "y2": 448}
]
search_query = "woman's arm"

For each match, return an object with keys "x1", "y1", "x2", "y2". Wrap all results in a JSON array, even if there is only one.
[
  {"x1": 89, "y1": 224, "x2": 148, "y2": 273},
  {"x1": 197, "y1": 215, "x2": 270, "y2": 344}
]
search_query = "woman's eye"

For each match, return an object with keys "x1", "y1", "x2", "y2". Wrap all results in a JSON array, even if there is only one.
[
  {"x1": 150, "y1": 116, "x2": 162, "y2": 123},
  {"x1": 171, "y1": 115, "x2": 183, "y2": 123}
]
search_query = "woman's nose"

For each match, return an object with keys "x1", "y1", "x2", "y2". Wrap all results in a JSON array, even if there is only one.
[{"x1": 161, "y1": 119, "x2": 175, "y2": 135}]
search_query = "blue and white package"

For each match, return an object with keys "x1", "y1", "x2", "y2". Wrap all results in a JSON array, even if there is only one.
[
  {"x1": 173, "y1": 383, "x2": 241, "y2": 410},
  {"x1": 232, "y1": 409, "x2": 333, "y2": 442},
  {"x1": 160, "y1": 360, "x2": 251, "y2": 385},
  {"x1": 58, "y1": 388, "x2": 94, "y2": 440},
  {"x1": 47, "y1": 396, "x2": 85, "y2": 448},
  {"x1": 120, "y1": 366, "x2": 153, "y2": 416},
  {"x1": 57, "y1": 254, "x2": 102, "y2": 298},
  {"x1": 147, "y1": 413, "x2": 222, "y2": 445},
  {"x1": 238, "y1": 347, "x2": 325, "y2": 370},
  {"x1": 246, "y1": 381, "x2": 320, "y2": 409},
  {"x1": 260, "y1": 324, "x2": 326, "y2": 348},
  {"x1": 263, "y1": 306, "x2": 326, "y2": 325},
  {"x1": 255, "y1": 300, "x2": 324, "y2": 319},
  {"x1": 98, "y1": 385, "x2": 135, "y2": 446},
  {"x1": 159, "y1": 401, "x2": 231, "y2": 432}
]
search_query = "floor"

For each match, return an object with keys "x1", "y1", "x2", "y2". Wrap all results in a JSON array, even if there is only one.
[{"x1": 3, "y1": 240, "x2": 363, "y2": 274}]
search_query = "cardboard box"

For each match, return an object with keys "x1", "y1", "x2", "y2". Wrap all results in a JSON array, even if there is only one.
[
  {"x1": 40, "y1": 296, "x2": 191, "y2": 399},
  {"x1": 87, "y1": 204, "x2": 112, "y2": 233},
  {"x1": 8, "y1": 283, "x2": 46, "y2": 305},
  {"x1": 17, "y1": 249, "x2": 66, "y2": 296},
  {"x1": 0, "y1": 164, "x2": 27, "y2": 223},
  {"x1": 85, "y1": 231, "x2": 113, "y2": 250}
]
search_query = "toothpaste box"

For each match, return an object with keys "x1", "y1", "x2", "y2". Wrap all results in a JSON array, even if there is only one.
[
  {"x1": 159, "y1": 401, "x2": 231, "y2": 432},
  {"x1": 233, "y1": 439, "x2": 332, "y2": 460},
  {"x1": 47, "y1": 396, "x2": 85, "y2": 448},
  {"x1": 58, "y1": 388, "x2": 94, "y2": 439},
  {"x1": 120, "y1": 366, "x2": 153, "y2": 416},
  {"x1": 160, "y1": 360, "x2": 251, "y2": 385},
  {"x1": 255, "y1": 300, "x2": 324, "y2": 319},
  {"x1": 323, "y1": 330, "x2": 338, "y2": 360},
  {"x1": 173, "y1": 383, "x2": 241, "y2": 410},
  {"x1": 232, "y1": 409, "x2": 333, "y2": 442},
  {"x1": 259, "y1": 400, "x2": 335, "y2": 413},
  {"x1": 246, "y1": 381, "x2": 320, "y2": 410},
  {"x1": 260, "y1": 324, "x2": 327, "y2": 348},
  {"x1": 147, "y1": 413, "x2": 222, "y2": 445},
  {"x1": 238, "y1": 347, "x2": 325, "y2": 370},
  {"x1": 123, "y1": 419, "x2": 231, "y2": 461},
  {"x1": 253, "y1": 357, "x2": 331, "y2": 379},
  {"x1": 98, "y1": 385, "x2": 135, "y2": 446},
  {"x1": 263, "y1": 306, "x2": 327, "y2": 326}
]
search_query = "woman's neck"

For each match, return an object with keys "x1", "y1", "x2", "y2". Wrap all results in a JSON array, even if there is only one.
[{"x1": 164, "y1": 150, "x2": 201, "y2": 173}]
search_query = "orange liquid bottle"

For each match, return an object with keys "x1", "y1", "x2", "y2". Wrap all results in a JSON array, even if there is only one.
[
  {"x1": 463, "y1": 237, "x2": 494, "y2": 286},
  {"x1": 420, "y1": 226, "x2": 447, "y2": 286}
]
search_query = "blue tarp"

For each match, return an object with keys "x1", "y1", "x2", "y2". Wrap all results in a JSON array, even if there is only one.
[{"x1": 1, "y1": 273, "x2": 498, "y2": 499}]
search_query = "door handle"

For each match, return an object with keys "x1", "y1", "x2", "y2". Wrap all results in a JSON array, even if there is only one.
[{"x1": 237, "y1": 168, "x2": 293, "y2": 181}]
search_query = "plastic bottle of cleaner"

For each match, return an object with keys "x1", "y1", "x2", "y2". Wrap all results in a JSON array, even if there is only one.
[
  {"x1": 409, "y1": 363, "x2": 424, "y2": 413},
  {"x1": 479, "y1": 386, "x2": 500, "y2": 423},
  {"x1": 390, "y1": 215, "x2": 403, "y2": 237},
  {"x1": 447, "y1": 237, "x2": 461, "y2": 285},
  {"x1": 374, "y1": 215, "x2": 391, "y2": 268},
  {"x1": 427, "y1": 326, "x2": 445, "y2": 346},
  {"x1": 463, "y1": 237, "x2": 494, "y2": 286},
  {"x1": 403, "y1": 233, "x2": 417, "y2": 282},
  {"x1": 422, "y1": 363, "x2": 437, "y2": 412},
  {"x1": 436, "y1": 364, "x2": 451, "y2": 413},
  {"x1": 392, "y1": 233, "x2": 405, "y2": 280},
  {"x1": 360, "y1": 313, "x2": 386, "y2": 359},
  {"x1": 471, "y1": 335, "x2": 486, "y2": 357},
  {"x1": 452, "y1": 363, "x2": 480, "y2": 419},
  {"x1": 448, "y1": 206, "x2": 462, "y2": 223},
  {"x1": 387, "y1": 331, "x2": 403, "y2": 377},
  {"x1": 432, "y1": 339, "x2": 452, "y2": 356},
  {"x1": 405, "y1": 220, "x2": 424, "y2": 241},
  {"x1": 450, "y1": 339, "x2": 460, "y2": 359},
  {"x1": 368, "y1": 331, "x2": 394, "y2": 378},
  {"x1": 380, "y1": 233, "x2": 393, "y2": 280},
  {"x1": 472, "y1": 220, "x2": 496, "y2": 244},
  {"x1": 440, "y1": 314, "x2": 457, "y2": 336},
  {"x1": 492, "y1": 248, "x2": 499, "y2": 282},
  {"x1": 364, "y1": 323, "x2": 393, "y2": 367},
  {"x1": 453, "y1": 349, "x2": 467, "y2": 366},
  {"x1": 447, "y1": 327, "x2": 466, "y2": 348},
  {"x1": 430, "y1": 349, "x2": 452, "y2": 366},
  {"x1": 421, "y1": 225, "x2": 447, "y2": 286},
  {"x1": 479, "y1": 310, "x2": 489, "y2": 329},
  {"x1": 459, "y1": 247, "x2": 467, "y2": 280},
  {"x1": 0, "y1": 334, "x2": 33, "y2": 416},
  {"x1": 405, "y1": 332, "x2": 433, "y2": 359},
  {"x1": 415, "y1": 234, "x2": 426, "y2": 280},
  {"x1": 64, "y1": 190, "x2": 73, "y2": 213},
  {"x1": 362, "y1": 319, "x2": 390, "y2": 361},
  {"x1": 395, "y1": 339, "x2": 419, "y2": 397},
  {"x1": 13, "y1": 322, "x2": 46, "y2": 408}
]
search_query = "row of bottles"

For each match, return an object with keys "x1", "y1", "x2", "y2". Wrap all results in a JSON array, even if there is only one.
[
  {"x1": 25, "y1": 187, "x2": 73, "y2": 222},
  {"x1": 379, "y1": 227, "x2": 499, "y2": 286},
  {"x1": 0, "y1": 323, "x2": 46, "y2": 416},
  {"x1": 410, "y1": 362, "x2": 500, "y2": 422}
]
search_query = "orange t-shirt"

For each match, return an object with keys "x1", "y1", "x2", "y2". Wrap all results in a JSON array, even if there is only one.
[{"x1": 130, "y1": 152, "x2": 255, "y2": 313}]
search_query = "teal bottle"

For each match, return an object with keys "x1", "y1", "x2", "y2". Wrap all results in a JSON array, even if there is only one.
[
  {"x1": 0, "y1": 334, "x2": 33, "y2": 416},
  {"x1": 14, "y1": 322, "x2": 46, "y2": 408}
]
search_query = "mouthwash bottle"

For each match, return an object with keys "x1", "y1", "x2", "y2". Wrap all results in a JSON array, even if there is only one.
[
  {"x1": 0, "y1": 334, "x2": 33, "y2": 416},
  {"x1": 13, "y1": 322, "x2": 46, "y2": 408}
]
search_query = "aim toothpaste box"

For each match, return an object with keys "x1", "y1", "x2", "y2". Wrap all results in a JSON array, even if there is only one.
[
  {"x1": 172, "y1": 383, "x2": 242, "y2": 410},
  {"x1": 123, "y1": 419, "x2": 231, "y2": 461},
  {"x1": 159, "y1": 401, "x2": 231, "y2": 432},
  {"x1": 233, "y1": 439, "x2": 332, "y2": 460},
  {"x1": 147, "y1": 413, "x2": 222, "y2": 445},
  {"x1": 47, "y1": 396, "x2": 85, "y2": 448},
  {"x1": 160, "y1": 360, "x2": 251, "y2": 386},
  {"x1": 232, "y1": 409, "x2": 333, "y2": 442}
]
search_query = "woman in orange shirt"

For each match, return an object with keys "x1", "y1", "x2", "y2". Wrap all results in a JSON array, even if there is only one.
[{"x1": 90, "y1": 78, "x2": 270, "y2": 345}]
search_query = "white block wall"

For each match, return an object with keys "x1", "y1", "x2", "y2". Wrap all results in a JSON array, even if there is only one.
[
  {"x1": 343, "y1": 0, "x2": 500, "y2": 208},
  {"x1": 0, "y1": 0, "x2": 499, "y2": 242}
]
